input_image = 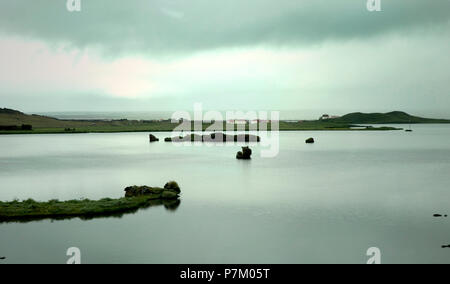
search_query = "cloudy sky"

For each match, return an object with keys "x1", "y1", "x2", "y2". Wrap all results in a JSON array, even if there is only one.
[{"x1": 0, "y1": 0, "x2": 449, "y2": 118}]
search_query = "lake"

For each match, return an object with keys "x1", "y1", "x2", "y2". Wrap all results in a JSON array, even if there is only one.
[{"x1": 1, "y1": 125, "x2": 450, "y2": 263}]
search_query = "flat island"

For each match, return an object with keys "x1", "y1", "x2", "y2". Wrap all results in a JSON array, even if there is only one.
[{"x1": 0, "y1": 182, "x2": 181, "y2": 223}]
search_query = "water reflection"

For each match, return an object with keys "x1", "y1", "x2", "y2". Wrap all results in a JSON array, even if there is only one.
[{"x1": 2, "y1": 127, "x2": 450, "y2": 263}]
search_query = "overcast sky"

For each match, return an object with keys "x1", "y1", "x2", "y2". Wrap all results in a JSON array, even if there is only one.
[{"x1": 0, "y1": 0, "x2": 449, "y2": 118}]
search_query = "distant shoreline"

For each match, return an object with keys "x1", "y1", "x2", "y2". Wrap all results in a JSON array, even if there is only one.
[
  {"x1": 4, "y1": 108, "x2": 450, "y2": 135},
  {"x1": 0, "y1": 126, "x2": 402, "y2": 135}
]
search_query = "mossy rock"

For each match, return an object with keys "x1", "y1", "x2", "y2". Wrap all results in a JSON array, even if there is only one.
[
  {"x1": 124, "y1": 186, "x2": 165, "y2": 198},
  {"x1": 164, "y1": 181, "x2": 181, "y2": 194},
  {"x1": 125, "y1": 182, "x2": 181, "y2": 198}
]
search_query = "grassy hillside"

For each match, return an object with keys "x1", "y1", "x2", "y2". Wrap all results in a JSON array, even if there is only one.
[
  {"x1": 0, "y1": 108, "x2": 95, "y2": 128},
  {"x1": 0, "y1": 108, "x2": 178, "y2": 131},
  {"x1": 328, "y1": 111, "x2": 450, "y2": 124}
]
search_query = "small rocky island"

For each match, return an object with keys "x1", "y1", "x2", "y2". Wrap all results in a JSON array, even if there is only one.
[
  {"x1": 149, "y1": 134, "x2": 159, "y2": 142},
  {"x1": 0, "y1": 181, "x2": 181, "y2": 222},
  {"x1": 236, "y1": 146, "x2": 252, "y2": 160},
  {"x1": 305, "y1": 137, "x2": 315, "y2": 144},
  {"x1": 165, "y1": 132, "x2": 261, "y2": 143}
]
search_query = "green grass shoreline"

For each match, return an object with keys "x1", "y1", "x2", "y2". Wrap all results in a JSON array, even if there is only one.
[
  {"x1": 0, "y1": 122, "x2": 402, "y2": 135},
  {"x1": 0, "y1": 183, "x2": 182, "y2": 223},
  {"x1": 0, "y1": 195, "x2": 179, "y2": 223}
]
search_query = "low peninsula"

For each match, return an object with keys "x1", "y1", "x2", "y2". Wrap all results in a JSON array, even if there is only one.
[{"x1": 0, "y1": 182, "x2": 181, "y2": 223}]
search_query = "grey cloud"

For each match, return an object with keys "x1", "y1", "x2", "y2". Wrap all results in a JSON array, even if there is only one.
[{"x1": 0, "y1": 0, "x2": 449, "y2": 55}]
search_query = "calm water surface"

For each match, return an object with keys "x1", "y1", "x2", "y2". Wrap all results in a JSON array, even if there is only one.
[{"x1": 1, "y1": 125, "x2": 450, "y2": 263}]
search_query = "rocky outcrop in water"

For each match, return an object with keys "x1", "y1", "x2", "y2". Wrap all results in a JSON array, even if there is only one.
[
  {"x1": 165, "y1": 133, "x2": 260, "y2": 143},
  {"x1": 149, "y1": 134, "x2": 159, "y2": 142},
  {"x1": 124, "y1": 181, "x2": 181, "y2": 199},
  {"x1": 236, "y1": 146, "x2": 252, "y2": 160},
  {"x1": 433, "y1": 214, "x2": 448, "y2": 217},
  {"x1": 305, "y1": 137, "x2": 315, "y2": 144},
  {"x1": 164, "y1": 181, "x2": 181, "y2": 193}
]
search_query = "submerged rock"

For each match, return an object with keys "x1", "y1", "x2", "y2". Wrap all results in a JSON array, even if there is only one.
[
  {"x1": 149, "y1": 134, "x2": 159, "y2": 142},
  {"x1": 236, "y1": 146, "x2": 252, "y2": 160},
  {"x1": 124, "y1": 182, "x2": 181, "y2": 199},
  {"x1": 305, "y1": 137, "x2": 315, "y2": 144}
]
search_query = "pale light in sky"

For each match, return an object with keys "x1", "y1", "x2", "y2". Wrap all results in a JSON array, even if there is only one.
[{"x1": 0, "y1": 0, "x2": 449, "y2": 118}]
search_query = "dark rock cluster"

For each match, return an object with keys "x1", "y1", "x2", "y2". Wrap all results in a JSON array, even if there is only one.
[
  {"x1": 149, "y1": 134, "x2": 159, "y2": 142},
  {"x1": 165, "y1": 133, "x2": 261, "y2": 143},
  {"x1": 433, "y1": 213, "x2": 449, "y2": 248},
  {"x1": 124, "y1": 181, "x2": 180, "y2": 199},
  {"x1": 236, "y1": 146, "x2": 252, "y2": 160}
]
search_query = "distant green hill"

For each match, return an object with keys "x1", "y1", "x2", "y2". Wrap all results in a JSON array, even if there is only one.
[
  {"x1": 0, "y1": 108, "x2": 95, "y2": 128},
  {"x1": 328, "y1": 111, "x2": 450, "y2": 124},
  {"x1": 0, "y1": 108, "x2": 23, "y2": 115},
  {"x1": 0, "y1": 107, "x2": 189, "y2": 134}
]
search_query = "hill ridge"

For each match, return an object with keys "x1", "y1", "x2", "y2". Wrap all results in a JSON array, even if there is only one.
[
  {"x1": 329, "y1": 111, "x2": 450, "y2": 124},
  {"x1": 0, "y1": 108, "x2": 24, "y2": 115}
]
